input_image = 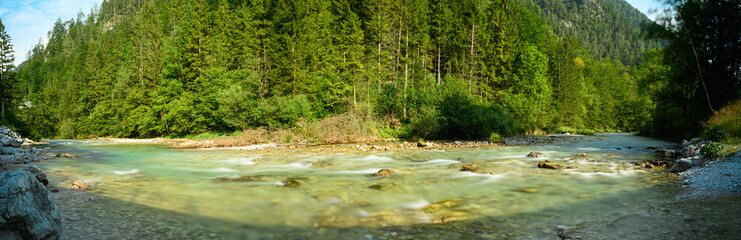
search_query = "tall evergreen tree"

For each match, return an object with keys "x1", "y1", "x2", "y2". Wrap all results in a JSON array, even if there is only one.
[{"x1": 0, "y1": 18, "x2": 16, "y2": 120}]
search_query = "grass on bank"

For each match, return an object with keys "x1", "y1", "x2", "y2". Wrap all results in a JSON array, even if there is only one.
[
  {"x1": 705, "y1": 99, "x2": 741, "y2": 144},
  {"x1": 171, "y1": 112, "x2": 394, "y2": 148}
]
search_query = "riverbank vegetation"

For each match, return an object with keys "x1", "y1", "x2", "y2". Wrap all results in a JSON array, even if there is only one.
[{"x1": 1, "y1": 0, "x2": 738, "y2": 144}]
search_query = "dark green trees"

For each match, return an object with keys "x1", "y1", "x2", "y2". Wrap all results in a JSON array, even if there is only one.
[
  {"x1": 638, "y1": 0, "x2": 741, "y2": 139},
  {"x1": 0, "y1": 18, "x2": 16, "y2": 121},
  {"x1": 13, "y1": 0, "x2": 649, "y2": 139}
]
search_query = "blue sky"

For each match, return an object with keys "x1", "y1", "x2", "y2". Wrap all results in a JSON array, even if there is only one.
[
  {"x1": 625, "y1": 0, "x2": 664, "y2": 20},
  {"x1": 1, "y1": 0, "x2": 663, "y2": 67},
  {"x1": 0, "y1": 0, "x2": 102, "y2": 66}
]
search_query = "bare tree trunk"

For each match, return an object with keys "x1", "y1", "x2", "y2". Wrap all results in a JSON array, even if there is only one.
[
  {"x1": 436, "y1": 46, "x2": 441, "y2": 86},
  {"x1": 140, "y1": 41, "x2": 144, "y2": 86},
  {"x1": 404, "y1": 28, "x2": 409, "y2": 118},
  {"x1": 395, "y1": 17, "x2": 402, "y2": 87},
  {"x1": 469, "y1": 23, "x2": 475, "y2": 92},
  {"x1": 292, "y1": 37, "x2": 296, "y2": 94},
  {"x1": 377, "y1": 5, "x2": 382, "y2": 92}
]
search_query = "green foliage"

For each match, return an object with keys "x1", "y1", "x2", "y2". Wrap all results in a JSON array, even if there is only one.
[
  {"x1": 11, "y1": 0, "x2": 645, "y2": 140},
  {"x1": 638, "y1": 0, "x2": 741, "y2": 140},
  {"x1": 702, "y1": 126, "x2": 729, "y2": 142},
  {"x1": 700, "y1": 142, "x2": 726, "y2": 159},
  {"x1": 489, "y1": 132, "x2": 502, "y2": 143}
]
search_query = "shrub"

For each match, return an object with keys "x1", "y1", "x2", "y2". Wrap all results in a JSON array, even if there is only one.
[
  {"x1": 702, "y1": 126, "x2": 728, "y2": 142},
  {"x1": 700, "y1": 142, "x2": 726, "y2": 159},
  {"x1": 489, "y1": 133, "x2": 502, "y2": 143}
]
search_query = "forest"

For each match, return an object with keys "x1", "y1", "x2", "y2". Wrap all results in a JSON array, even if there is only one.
[{"x1": 0, "y1": 0, "x2": 738, "y2": 142}]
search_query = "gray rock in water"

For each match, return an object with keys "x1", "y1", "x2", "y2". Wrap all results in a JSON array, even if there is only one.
[
  {"x1": 0, "y1": 171, "x2": 62, "y2": 240},
  {"x1": 527, "y1": 152, "x2": 543, "y2": 158}
]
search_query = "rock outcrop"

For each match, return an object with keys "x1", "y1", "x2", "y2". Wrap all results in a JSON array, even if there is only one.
[
  {"x1": 0, "y1": 126, "x2": 47, "y2": 166},
  {"x1": 0, "y1": 171, "x2": 62, "y2": 240}
]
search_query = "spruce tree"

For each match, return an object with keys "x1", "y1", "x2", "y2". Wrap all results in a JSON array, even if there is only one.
[{"x1": 0, "y1": 18, "x2": 16, "y2": 120}]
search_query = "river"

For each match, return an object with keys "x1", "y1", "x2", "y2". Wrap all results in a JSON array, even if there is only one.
[{"x1": 36, "y1": 133, "x2": 703, "y2": 239}]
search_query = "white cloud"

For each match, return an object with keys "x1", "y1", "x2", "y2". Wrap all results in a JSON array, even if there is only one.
[{"x1": 0, "y1": 0, "x2": 103, "y2": 66}]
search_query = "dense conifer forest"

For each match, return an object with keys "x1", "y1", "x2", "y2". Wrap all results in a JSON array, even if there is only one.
[{"x1": 0, "y1": 0, "x2": 738, "y2": 142}]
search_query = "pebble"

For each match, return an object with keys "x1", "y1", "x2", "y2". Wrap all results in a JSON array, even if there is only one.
[{"x1": 364, "y1": 234, "x2": 373, "y2": 239}]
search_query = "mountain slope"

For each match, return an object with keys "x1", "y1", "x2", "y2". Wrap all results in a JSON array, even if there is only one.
[{"x1": 520, "y1": 0, "x2": 661, "y2": 66}]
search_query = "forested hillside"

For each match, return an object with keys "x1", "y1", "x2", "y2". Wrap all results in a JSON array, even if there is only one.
[
  {"x1": 10, "y1": 0, "x2": 646, "y2": 140},
  {"x1": 523, "y1": 0, "x2": 661, "y2": 66}
]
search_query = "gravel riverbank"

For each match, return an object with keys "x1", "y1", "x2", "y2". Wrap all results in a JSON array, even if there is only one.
[{"x1": 677, "y1": 153, "x2": 741, "y2": 200}]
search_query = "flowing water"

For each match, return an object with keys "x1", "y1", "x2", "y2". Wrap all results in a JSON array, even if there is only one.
[{"x1": 36, "y1": 133, "x2": 682, "y2": 239}]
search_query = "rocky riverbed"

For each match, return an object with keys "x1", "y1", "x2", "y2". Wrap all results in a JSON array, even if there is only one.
[
  {"x1": 0, "y1": 126, "x2": 61, "y2": 239},
  {"x1": 7, "y1": 131, "x2": 741, "y2": 239}
]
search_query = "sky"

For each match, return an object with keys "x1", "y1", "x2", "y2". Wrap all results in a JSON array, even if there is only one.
[
  {"x1": 0, "y1": 0, "x2": 662, "y2": 67},
  {"x1": 625, "y1": 0, "x2": 665, "y2": 21},
  {"x1": 0, "y1": 0, "x2": 103, "y2": 66}
]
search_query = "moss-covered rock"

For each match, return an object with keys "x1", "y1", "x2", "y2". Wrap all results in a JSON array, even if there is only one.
[
  {"x1": 371, "y1": 168, "x2": 395, "y2": 177},
  {"x1": 537, "y1": 160, "x2": 564, "y2": 170},
  {"x1": 460, "y1": 164, "x2": 479, "y2": 172}
]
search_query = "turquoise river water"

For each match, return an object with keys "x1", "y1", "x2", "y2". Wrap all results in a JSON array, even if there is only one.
[{"x1": 35, "y1": 133, "x2": 681, "y2": 239}]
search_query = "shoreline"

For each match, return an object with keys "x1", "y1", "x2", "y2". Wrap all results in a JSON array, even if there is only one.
[{"x1": 83, "y1": 133, "x2": 592, "y2": 151}]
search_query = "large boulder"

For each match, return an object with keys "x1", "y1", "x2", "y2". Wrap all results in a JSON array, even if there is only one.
[
  {"x1": 671, "y1": 159, "x2": 693, "y2": 173},
  {"x1": 22, "y1": 166, "x2": 49, "y2": 186},
  {"x1": 0, "y1": 171, "x2": 62, "y2": 240}
]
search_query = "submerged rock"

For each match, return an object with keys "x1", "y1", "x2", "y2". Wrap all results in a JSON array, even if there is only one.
[
  {"x1": 0, "y1": 171, "x2": 61, "y2": 240},
  {"x1": 537, "y1": 160, "x2": 564, "y2": 170},
  {"x1": 72, "y1": 179, "x2": 88, "y2": 190},
  {"x1": 213, "y1": 176, "x2": 263, "y2": 182},
  {"x1": 53, "y1": 153, "x2": 77, "y2": 158},
  {"x1": 22, "y1": 165, "x2": 48, "y2": 186},
  {"x1": 430, "y1": 211, "x2": 471, "y2": 223},
  {"x1": 513, "y1": 187, "x2": 539, "y2": 193},
  {"x1": 459, "y1": 164, "x2": 479, "y2": 172},
  {"x1": 371, "y1": 168, "x2": 395, "y2": 177},
  {"x1": 421, "y1": 198, "x2": 465, "y2": 213},
  {"x1": 576, "y1": 153, "x2": 588, "y2": 157},
  {"x1": 282, "y1": 180, "x2": 301, "y2": 187},
  {"x1": 527, "y1": 152, "x2": 543, "y2": 158},
  {"x1": 417, "y1": 141, "x2": 431, "y2": 148}
]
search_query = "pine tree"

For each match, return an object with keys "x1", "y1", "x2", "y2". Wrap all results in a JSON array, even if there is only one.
[{"x1": 0, "y1": 18, "x2": 16, "y2": 120}]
